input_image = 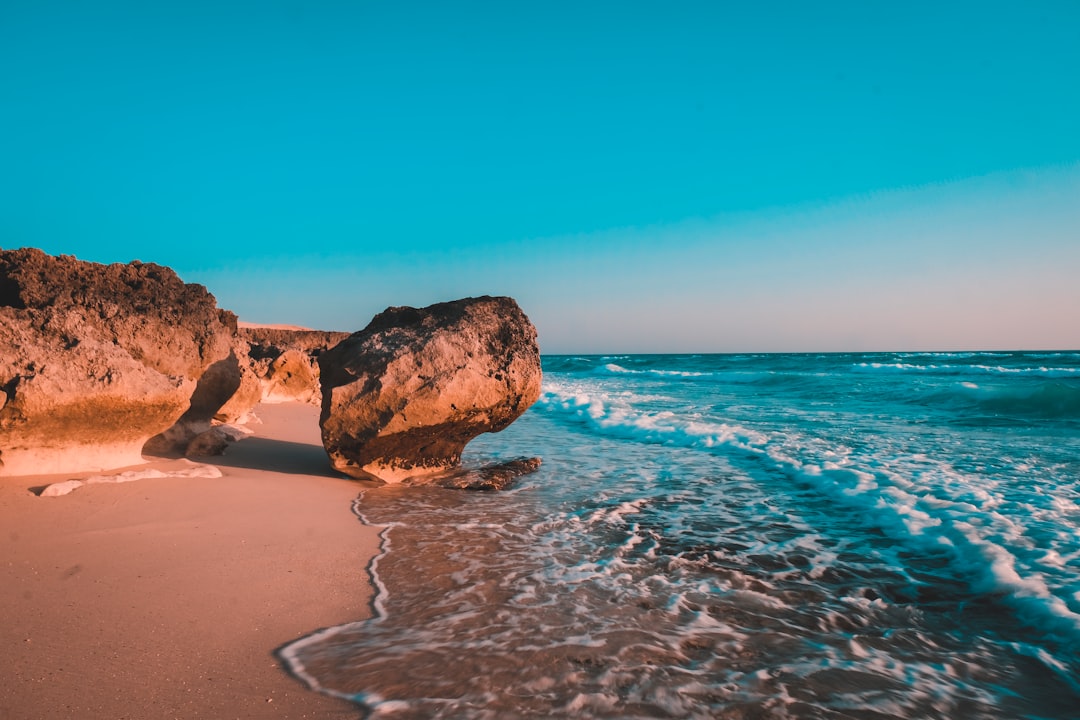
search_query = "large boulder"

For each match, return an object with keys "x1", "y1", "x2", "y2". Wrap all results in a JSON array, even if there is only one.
[
  {"x1": 319, "y1": 296, "x2": 542, "y2": 482},
  {"x1": 0, "y1": 248, "x2": 235, "y2": 475}
]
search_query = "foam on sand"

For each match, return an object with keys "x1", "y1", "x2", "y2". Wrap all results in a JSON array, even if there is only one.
[{"x1": 39, "y1": 459, "x2": 223, "y2": 496}]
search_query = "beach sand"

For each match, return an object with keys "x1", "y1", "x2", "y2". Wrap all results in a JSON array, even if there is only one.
[{"x1": 0, "y1": 403, "x2": 376, "y2": 719}]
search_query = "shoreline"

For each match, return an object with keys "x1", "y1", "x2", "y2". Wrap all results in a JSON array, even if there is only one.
[
  {"x1": 0, "y1": 403, "x2": 377, "y2": 719},
  {"x1": 277, "y1": 484, "x2": 399, "y2": 708}
]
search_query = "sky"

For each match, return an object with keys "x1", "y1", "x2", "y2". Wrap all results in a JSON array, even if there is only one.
[{"x1": 2, "y1": 1, "x2": 1078, "y2": 352}]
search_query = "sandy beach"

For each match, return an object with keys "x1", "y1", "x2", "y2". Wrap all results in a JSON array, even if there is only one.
[{"x1": 0, "y1": 403, "x2": 376, "y2": 719}]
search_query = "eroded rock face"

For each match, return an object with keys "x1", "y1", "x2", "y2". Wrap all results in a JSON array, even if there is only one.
[
  {"x1": 212, "y1": 363, "x2": 263, "y2": 424},
  {"x1": 0, "y1": 248, "x2": 234, "y2": 475},
  {"x1": 262, "y1": 349, "x2": 318, "y2": 403},
  {"x1": 319, "y1": 296, "x2": 542, "y2": 482},
  {"x1": 145, "y1": 326, "x2": 348, "y2": 453},
  {"x1": 142, "y1": 351, "x2": 247, "y2": 456},
  {"x1": 241, "y1": 327, "x2": 349, "y2": 407}
]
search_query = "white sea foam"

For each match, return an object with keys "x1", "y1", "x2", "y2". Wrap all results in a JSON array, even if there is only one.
[
  {"x1": 854, "y1": 362, "x2": 1080, "y2": 378},
  {"x1": 897, "y1": 351, "x2": 1013, "y2": 359},
  {"x1": 276, "y1": 494, "x2": 402, "y2": 705},
  {"x1": 599, "y1": 362, "x2": 711, "y2": 378},
  {"x1": 39, "y1": 460, "x2": 222, "y2": 496},
  {"x1": 539, "y1": 379, "x2": 1080, "y2": 647},
  {"x1": 540, "y1": 382, "x2": 768, "y2": 452},
  {"x1": 597, "y1": 363, "x2": 768, "y2": 382}
]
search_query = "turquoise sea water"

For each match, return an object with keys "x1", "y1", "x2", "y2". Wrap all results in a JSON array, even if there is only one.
[{"x1": 285, "y1": 352, "x2": 1080, "y2": 718}]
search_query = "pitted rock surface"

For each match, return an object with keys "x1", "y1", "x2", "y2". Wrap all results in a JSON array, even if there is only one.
[
  {"x1": 146, "y1": 326, "x2": 350, "y2": 454},
  {"x1": 0, "y1": 248, "x2": 234, "y2": 475},
  {"x1": 318, "y1": 296, "x2": 541, "y2": 482},
  {"x1": 241, "y1": 328, "x2": 349, "y2": 407}
]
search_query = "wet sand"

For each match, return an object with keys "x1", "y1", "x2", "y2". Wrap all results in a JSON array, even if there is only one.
[{"x1": 0, "y1": 403, "x2": 376, "y2": 719}]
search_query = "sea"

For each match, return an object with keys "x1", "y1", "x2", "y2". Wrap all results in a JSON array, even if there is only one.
[{"x1": 283, "y1": 351, "x2": 1080, "y2": 719}]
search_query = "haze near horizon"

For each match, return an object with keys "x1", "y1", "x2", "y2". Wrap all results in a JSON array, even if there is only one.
[{"x1": 2, "y1": 1, "x2": 1078, "y2": 352}]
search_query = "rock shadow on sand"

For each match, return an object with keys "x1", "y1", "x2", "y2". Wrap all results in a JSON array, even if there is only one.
[{"x1": 206, "y1": 436, "x2": 347, "y2": 479}]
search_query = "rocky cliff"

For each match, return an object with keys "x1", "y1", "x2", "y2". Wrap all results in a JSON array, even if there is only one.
[{"x1": 0, "y1": 248, "x2": 235, "y2": 475}]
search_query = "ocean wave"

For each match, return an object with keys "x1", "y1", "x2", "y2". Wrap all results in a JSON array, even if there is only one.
[
  {"x1": 539, "y1": 383, "x2": 768, "y2": 451},
  {"x1": 932, "y1": 381, "x2": 1080, "y2": 420},
  {"x1": 599, "y1": 362, "x2": 712, "y2": 378},
  {"x1": 596, "y1": 363, "x2": 773, "y2": 383},
  {"x1": 780, "y1": 456, "x2": 1080, "y2": 645},
  {"x1": 854, "y1": 362, "x2": 1080, "y2": 378},
  {"x1": 539, "y1": 382, "x2": 1080, "y2": 646},
  {"x1": 896, "y1": 351, "x2": 1013, "y2": 360}
]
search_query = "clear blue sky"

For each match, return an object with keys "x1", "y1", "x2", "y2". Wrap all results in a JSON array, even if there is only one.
[{"x1": 2, "y1": 1, "x2": 1078, "y2": 352}]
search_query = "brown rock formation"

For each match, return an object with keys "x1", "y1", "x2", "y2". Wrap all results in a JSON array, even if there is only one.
[
  {"x1": 262, "y1": 349, "x2": 318, "y2": 403},
  {"x1": 318, "y1": 296, "x2": 542, "y2": 482},
  {"x1": 432, "y1": 457, "x2": 543, "y2": 490},
  {"x1": 240, "y1": 327, "x2": 349, "y2": 406},
  {"x1": 141, "y1": 351, "x2": 248, "y2": 456},
  {"x1": 184, "y1": 427, "x2": 231, "y2": 458},
  {"x1": 146, "y1": 326, "x2": 349, "y2": 449},
  {"x1": 211, "y1": 345, "x2": 263, "y2": 424},
  {"x1": 0, "y1": 248, "x2": 234, "y2": 475}
]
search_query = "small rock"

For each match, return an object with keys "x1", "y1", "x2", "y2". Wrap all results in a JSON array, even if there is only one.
[
  {"x1": 40, "y1": 480, "x2": 85, "y2": 497},
  {"x1": 433, "y1": 457, "x2": 543, "y2": 491},
  {"x1": 185, "y1": 428, "x2": 230, "y2": 457}
]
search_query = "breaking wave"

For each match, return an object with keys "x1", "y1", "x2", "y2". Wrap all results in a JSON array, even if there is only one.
[
  {"x1": 854, "y1": 362, "x2": 1080, "y2": 378},
  {"x1": 538, "y1": 382, "x2": 1080, "y2": 647}
]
